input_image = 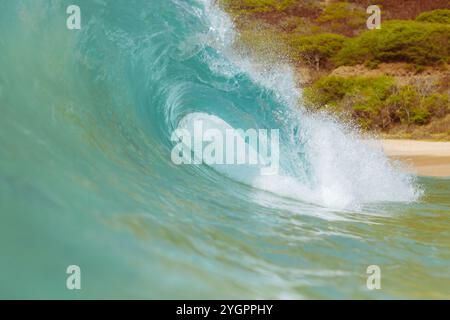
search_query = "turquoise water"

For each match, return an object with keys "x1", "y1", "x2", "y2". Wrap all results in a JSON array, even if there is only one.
[{"x1": 0, "y1": 0, "x2": 449, "y2": 299}]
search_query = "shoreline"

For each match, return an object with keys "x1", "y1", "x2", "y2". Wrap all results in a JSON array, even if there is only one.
[{"x1": 381, "y1": 139, "x2": 450, "y2": 177}]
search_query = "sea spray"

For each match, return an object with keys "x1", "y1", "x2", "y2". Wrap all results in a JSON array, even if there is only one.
[{"x1": 193, "y1": 0, "x2": 422, "y2": 209}]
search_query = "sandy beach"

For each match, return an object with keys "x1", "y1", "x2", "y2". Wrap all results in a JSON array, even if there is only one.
[{"x1": 381, "y1": 139, "x2": 450, "y2": 177}]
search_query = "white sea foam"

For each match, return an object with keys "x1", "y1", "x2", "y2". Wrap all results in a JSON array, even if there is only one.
[{"x1": 188, "y1": 0, "x2": 422, "y2": 210}]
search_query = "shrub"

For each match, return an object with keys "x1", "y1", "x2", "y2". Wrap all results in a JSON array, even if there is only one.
[
  {"x1": 304, "y1": 76, "x2": 449, "y2": 129},
  {"x1": 304, "y1": 76, "x2": 349, "y2": 108},
  {"x1": 288, "y1": 33, "x2": 347, "y2": 70},
  {"x1": 386, "y1": 86, "x2": 432, "y2": 125},
  {"x1": 334, "y1": 20, "x2": 450, "y2": 67},
  {"x1": 422, "y1": 93, "x2": 450, "y2": 118},
  {"x1": 317, "y1": 2, "x2": 366, "y2": 34},
  {"x1": 304, "y1": 75, "x2": 395, "y2": 128},
  {"x1": 220, "y1": 0, "x2": 296, "y2": 14},
  {"x1": 304, "y1": 75, "x2": 394, "y2": 107},
  {"x1": 416, "y1": 9, "x2": 450, "y2": 24}
]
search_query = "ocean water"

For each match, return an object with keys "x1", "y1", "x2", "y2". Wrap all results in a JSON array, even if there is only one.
[{"x1": 0, "y1": 0, "x2": 449, "y2": 299}]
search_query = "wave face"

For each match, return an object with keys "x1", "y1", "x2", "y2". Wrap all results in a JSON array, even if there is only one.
[{"x1": 1, "y1": 0, "x2": 448, "y2": 299}]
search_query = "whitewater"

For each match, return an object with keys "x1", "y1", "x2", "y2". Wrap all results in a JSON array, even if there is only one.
[{"x1": 0, "y1": 0, "x2": 449, "y2": 299}]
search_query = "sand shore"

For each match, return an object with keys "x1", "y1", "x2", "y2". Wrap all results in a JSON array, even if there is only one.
[{"x1": 380, "y1": 139, "x2": 450, "y2": 177}]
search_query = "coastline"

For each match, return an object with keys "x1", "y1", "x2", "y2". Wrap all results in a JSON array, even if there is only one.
[{"x1": 381, "y1": 139, "x2": 450, "y2": 177}]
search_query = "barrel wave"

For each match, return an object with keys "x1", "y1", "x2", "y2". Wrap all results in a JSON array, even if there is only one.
[{"x1": 1, "y1": 0, "x2": 449, "y2": 299}]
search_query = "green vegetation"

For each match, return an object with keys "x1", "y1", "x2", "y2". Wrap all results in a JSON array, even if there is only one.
[
  {"x1": 416, "y1": 9, "x2": 450, "y2": 24},
  {"x1": 221, "y1": 0, "x2": 321, "y2": 16},
  {"x1": 304, "y1": 76, "x2": 392, "y2": 108},
  {"x1": 220, "y1": 1, "x2": 450, "y2": 139},
  {"x1": 305, "y1": 76, "x2": 395, "y2": 129},
  {"x1": 304, "y1": 76, "x2": 449, "y2": 130},
  {"x1": 219, "y1": 0, "x2": 296, "y2": 14},
  {"x1": 386, "y1": 86, "x2": 431, "y2": 126},
  {"x1": 422, "y1": 93, "x2": 450, "y2": 118},
  {"x1": 316, "y1": 1, "x2": 366, "y2": 34},
  {"x1": 334, "y1": 21, "x2": 450, "y2": 68},
  {"x1": 288, "y1": 33, "x2": 347, "y2": 70}
]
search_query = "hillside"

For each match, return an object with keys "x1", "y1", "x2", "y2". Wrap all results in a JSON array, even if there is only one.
[{"x1": 219, "y1": 0, "x2": 450, "y2": 140}]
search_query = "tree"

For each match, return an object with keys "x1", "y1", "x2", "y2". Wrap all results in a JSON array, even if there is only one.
[{"x1": 289, "y1": 33, "x2": 347, "y2": 70}]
